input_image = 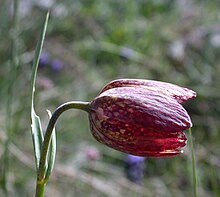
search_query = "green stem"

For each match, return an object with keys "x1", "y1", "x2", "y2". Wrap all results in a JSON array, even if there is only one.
[
  {"x1": 35, "y1": 182, "x2": 46, "y2": 197},
  {"x1": 35, "y1": 101, "x2": 90, "y2": 197},
  {"x1": 189, "y1": 128, "x2": 197, "y2": 197}
]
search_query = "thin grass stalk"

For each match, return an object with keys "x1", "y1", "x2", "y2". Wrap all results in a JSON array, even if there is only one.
[{"x1": 189, "y1": 128, "x2": 197, "y2": 197}]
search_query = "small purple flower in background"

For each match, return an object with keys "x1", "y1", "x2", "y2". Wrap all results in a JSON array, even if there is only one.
[
  {"x1": 39, "y1": 51, "x2": 50, "y2": 66},
  {"x1": 51, "y1": 58, "x2": 64, "y2": 72},
  {"x1": 38, "y1": 76, "x2": 54, "y2": 90},
  {"x1": 120, "y1": 47, "x2": 135, "y2": 59},
  {"x1": 85, "y1": 146, "x2": 101, "y2": 161},
  {"x1": 39, "y1": 51, "x2": 64, "y2": 72},
  {"x1": 125, "y1": 154, "x2": 146, "y2": 184}
]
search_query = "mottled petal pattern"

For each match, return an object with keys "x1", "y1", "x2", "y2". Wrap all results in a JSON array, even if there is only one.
[{"x1": 89, "y1": 79, "x2": 196, "y2": 157}]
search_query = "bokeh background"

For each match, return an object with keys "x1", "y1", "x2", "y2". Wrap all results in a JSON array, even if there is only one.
[{"x1": 0, "y1": 0, "x2": 220, "y2": 196}]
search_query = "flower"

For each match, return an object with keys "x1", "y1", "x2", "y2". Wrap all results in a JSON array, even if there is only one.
[
  {"x1": 51, "y1": 58, "x2": 63, "y2": 72},
  {"x1": 39, "y1": 51, "x2": 64, "y2": 72},
  {"x1": 85, "y1": 146, "x2": 101, "y2": 161},
  {"x1": 89, "y1": 79, "x2": 196, "y2": 157},
  {"x1": 125, "y1": 154, "x2": 146, "y2": 164},
  {"x1": 39, "y1": 51, "x2": 50, "y2": 66},
  {"x1": 125, "y1": 154, "x2": 146, "y2": 183}
]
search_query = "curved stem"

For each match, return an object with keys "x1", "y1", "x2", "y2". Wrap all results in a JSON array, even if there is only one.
[{"x1": 36, "y1": 101, "x2": 90, "y2": 195}]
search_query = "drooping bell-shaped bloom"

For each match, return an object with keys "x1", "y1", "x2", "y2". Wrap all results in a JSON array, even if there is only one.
[{"x1": 88, "y1": 79, "x2": 196, "y2": 157}]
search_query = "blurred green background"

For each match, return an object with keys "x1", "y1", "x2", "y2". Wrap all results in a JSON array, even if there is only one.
[{"x1": 0, "y1": 0, "x2": 220, "y2": 196}]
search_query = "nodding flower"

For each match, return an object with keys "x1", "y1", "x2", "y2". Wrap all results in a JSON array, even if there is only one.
[{"x1": 88, "y1": 79, "x2": 196, "y2": 157}]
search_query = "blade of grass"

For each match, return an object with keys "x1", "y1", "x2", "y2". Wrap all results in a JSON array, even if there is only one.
[
  {"x1": 31, "y1": 11, "x2": 49, "y2": 169},
  {"x1": 31, "y1": 110, "x2": 44, "y2": 169},
  {"x1": 189, "y1": 128, "x2": 197, "y2": 197}
]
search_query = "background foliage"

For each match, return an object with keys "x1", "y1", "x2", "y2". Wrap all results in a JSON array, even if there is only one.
[{"x1": 0, "y1": 0, "x2": 220, "y2": 196}]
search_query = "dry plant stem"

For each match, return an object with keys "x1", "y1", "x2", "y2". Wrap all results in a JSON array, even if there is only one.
[{"x1": 35, "y1": 101, "x2": 90, "y2": 197}]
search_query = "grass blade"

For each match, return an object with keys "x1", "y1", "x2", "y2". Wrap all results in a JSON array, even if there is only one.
[
  {"x1": 30, "y1": 11, "x2": 49, "y2": 169},
  {"x1": 189, "y1": 128, "x2": 197, "y2": 197},
  {"x1": 31, "y1": 110, "x2": 44, "y2": 169}
]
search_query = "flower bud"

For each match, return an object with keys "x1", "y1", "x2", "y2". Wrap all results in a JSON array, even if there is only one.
[{"x1": 89, "y1": 79, "x2": 196, "y2": 157}]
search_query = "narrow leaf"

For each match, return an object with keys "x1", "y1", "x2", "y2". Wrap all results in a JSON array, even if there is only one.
[
  {"x1": 30, "y1": 12, "x2": 50, "y2": 169},
  {"x1": 45, "y1": 110, "x2": 57, "y2": 182},
  {"x1": 31, "y1": 110, "x2": 43, "y2": 169}
]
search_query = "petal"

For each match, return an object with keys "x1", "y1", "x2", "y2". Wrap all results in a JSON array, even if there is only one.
[
  {"x1": 90, "y1": 115, "x2": 187, "y2": 157},
  {"x1": 133, "y1": 150, "x2": 184, "y2": 157},
  {"x1": 91, "y1": 87, "x2": 192, "y2": 132},
  {"x1": 100, "y1": 79, "x2": 196, "y2": 103}
]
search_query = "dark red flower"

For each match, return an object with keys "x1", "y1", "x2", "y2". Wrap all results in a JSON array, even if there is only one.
[{"x1": 89, "y1": 79, "x2": 196, "y2": 157}]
